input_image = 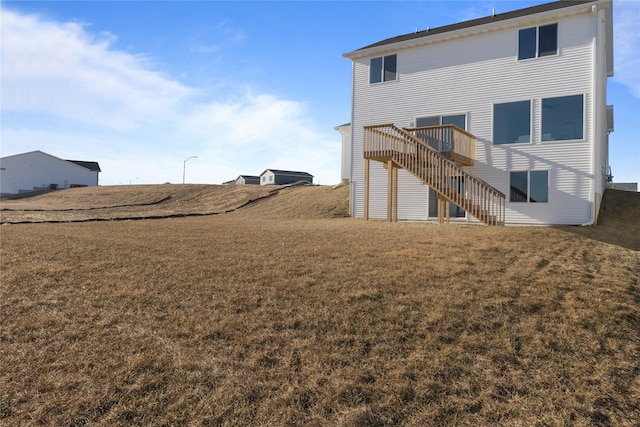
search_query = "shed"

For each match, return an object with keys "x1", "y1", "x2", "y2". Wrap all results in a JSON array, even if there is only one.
[{"x1": 259, "y1": 169, "x2": 313, "y2": 186}]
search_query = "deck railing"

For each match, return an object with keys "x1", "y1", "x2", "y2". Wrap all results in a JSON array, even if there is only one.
[{"x1": 363, "y1": 124, "x2": 505, "y2": 225}]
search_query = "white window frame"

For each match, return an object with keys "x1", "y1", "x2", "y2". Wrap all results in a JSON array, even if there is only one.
[
  {"x1": 517, "y1": 23, "x2": 559, "y2": 61},
  {"x1": 369, "y1": 54, "x2": 397, "y2": 85},
  {"x1": 509, "y1": 170, "x2": 549, "y2": 203},
  {"x1": 492, "y1": 100, "x2": 532, "y2": 145},
  {"x1": 540, "y1": 94, "x2": 586, "y2": 143}
]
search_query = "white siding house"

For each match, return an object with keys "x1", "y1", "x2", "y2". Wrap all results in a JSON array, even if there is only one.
[
  {"x1": 0, "y1": 151, "x2": 101, "y2": 196},
  {"x1": 343, "y1": 0, "x2": 613, "y2": 225}
]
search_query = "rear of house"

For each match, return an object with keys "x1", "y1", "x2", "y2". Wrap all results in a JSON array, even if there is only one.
[{"x1": 344, "y1": 0, "x2": 613, "y2": 225}]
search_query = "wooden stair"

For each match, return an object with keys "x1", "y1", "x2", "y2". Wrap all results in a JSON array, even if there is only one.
[{"x1": 364, "y1": 124, "x2": 505, "y2": 226}]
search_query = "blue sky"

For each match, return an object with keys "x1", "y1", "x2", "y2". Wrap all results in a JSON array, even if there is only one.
[{"x1": 1, "y1": 1, "x2": 638, "y2": 186}]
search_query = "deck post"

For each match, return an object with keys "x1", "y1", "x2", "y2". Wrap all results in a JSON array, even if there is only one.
[
  {"x1": 364, "y1": 159, "x2": 370, "y2": 221},
  {"x1": 387, "y1": 160, "x2": 393, "y2": 222},
  {"x1": 393, "y1": 165, "x2": 398, "y2": 222}
]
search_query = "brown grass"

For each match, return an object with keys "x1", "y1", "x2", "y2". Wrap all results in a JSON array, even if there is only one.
[{"x1": 1, "y1": 185, "x2": 638, "y2": 426}]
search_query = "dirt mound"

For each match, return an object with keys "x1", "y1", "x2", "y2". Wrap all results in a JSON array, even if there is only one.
[
  {"x1": 0, "y1": 184, "x2": 350, "y2": 223},
  {"x1": 573, "y1": 189, "x2": 640, "y2": 250}
]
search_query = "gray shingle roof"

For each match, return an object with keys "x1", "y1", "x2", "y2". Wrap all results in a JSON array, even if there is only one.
[
  {"x1": 348, "y1": 0, "x2": 594, "y2": 54},
  {"x1": 261, "y1": 169, "x2": 313, "y2": 178},
  {"x1": 67, "y1": 160, "x2": 101, "y2": 172}
]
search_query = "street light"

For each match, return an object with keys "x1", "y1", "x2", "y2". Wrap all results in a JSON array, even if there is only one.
[{"x1": 183, "y1": 156, "x2": 197, "y2": 184}]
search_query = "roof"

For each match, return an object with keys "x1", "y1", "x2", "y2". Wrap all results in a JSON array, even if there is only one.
[
  {"x1": 260, "y1": 169, "x2": 314, "y2": 178},
  {"x1": 344, "y1": 0, "x2": 599, "y2": 58},
  {"x1": 1, "y1": 150, "x2": 101, "y2": 172},
  {"x1": 238, "y1": 175, "x2": 260, "y2": 179},
  {"x1": 67, "y1": 160, "x2": 101, "y2": 172}
]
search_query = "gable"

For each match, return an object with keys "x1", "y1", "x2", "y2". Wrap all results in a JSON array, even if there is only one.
[{"x1": 1, "y1": 151, "x2": 100, "y2": 173}]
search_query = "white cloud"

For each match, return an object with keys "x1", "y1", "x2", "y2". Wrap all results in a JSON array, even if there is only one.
[
  {"x1": 0, "y1": 8, "x2": 341, "y2": 185},
  {"x1": 1, "y1": 10, "x2": 195, "y2": 130},
  {"x1": 613, "y1": 0, "x2": 640, "y2": 99}
]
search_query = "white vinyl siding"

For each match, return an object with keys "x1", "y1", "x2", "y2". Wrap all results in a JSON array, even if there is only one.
[{"x1": 350, "y1": 11, "x2": 600, "y2": 225}]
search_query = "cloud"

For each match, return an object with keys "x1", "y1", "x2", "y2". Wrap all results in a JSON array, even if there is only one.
[
  {"x1": 613, "y1": 0, "x2": 640, "y2": 99},
  {"x1": 1, "y1": 10, "x2": 195, "y2": 130},
  {"x1": 0, "y1": 8, "x2": 341, "y2": 185}
]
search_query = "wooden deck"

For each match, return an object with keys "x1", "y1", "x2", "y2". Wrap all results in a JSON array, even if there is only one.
[{"x1": 363, "y1": 124, "x2": 505, "y2": 226}]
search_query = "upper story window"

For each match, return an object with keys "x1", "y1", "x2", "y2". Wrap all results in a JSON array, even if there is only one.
[
  {"x1": 518, "y1": 23, "x2": 558, "y2": 60},
  {"x1": 370, "y1": 54, "x2": 397, "y2": 84}
]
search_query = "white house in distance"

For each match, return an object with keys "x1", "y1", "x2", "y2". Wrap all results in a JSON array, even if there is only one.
[
  {"x1": 343, "y1": 0, "x2": 614, "y2": 225},
  {"x1": 0, "y1": 150, "x2": 101, "y2": 196},
  {"x1": 259, "y1": 169, "x2": 314, "y2": 185}
]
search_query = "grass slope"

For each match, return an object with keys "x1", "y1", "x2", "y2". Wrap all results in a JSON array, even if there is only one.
[
  {"x1": 0, "y1": 184, "x2": 349, "y2": 223},
  {"x1": 1, "y1": 186, "x2": 638, "y2": 426}
]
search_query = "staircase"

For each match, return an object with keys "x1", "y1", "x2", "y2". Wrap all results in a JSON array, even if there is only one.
[{"x1": 363, "y1": 123, "x2": 505, "y2": 226}]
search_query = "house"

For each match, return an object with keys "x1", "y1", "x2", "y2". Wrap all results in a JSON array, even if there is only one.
[
  {"x1": 259, "y1": 169, "x2": 313, "y2": 185},
  {"x1": 0, "y1": 150, "x2": 101, "y2": 196},
  {"x1": 236, "y1": 175, "x2": 261, "y2": 185},
  {"x1": 342, "y1": 0, "x2": 614, "y2": 225}
]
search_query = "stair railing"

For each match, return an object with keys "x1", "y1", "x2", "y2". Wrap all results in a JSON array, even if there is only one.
[{"x1": 364, "y1": 124, "x2": 505, "y2": 225}]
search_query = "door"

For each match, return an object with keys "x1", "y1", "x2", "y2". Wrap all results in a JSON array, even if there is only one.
[{"x1": 419, "y1": 114, "x2": 467, "y2": 219}]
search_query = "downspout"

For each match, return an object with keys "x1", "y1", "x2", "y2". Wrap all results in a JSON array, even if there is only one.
[
  {"x1": 349, "y1": 60, "x2": 356, "y2": 218},
  {"x1": 582, "y1": 5, "x2": 606, "y2": 226}
]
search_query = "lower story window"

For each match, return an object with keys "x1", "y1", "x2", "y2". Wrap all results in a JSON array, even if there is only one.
[{"x1": 510, "y1": 170, "x2": 548, "y2": 203}]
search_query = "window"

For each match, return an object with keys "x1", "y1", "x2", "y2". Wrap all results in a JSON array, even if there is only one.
[
  {"x1": 542, "y1": 95, "x2": 584, "y2": 141},
  {"x1": 493, "y1": 100, "x2": 531, "y2": 145},
  {"x1": 510, "y1": 171, "x2": 548, "y2": 203},
  {"x1": 370, "y1": 54, "x2": 397, "y2": 84},
  {"x1": 417, "y1": 114, "x2": 466, "y2": 130},
  {"x1": 518, "y1": 23, "x2": 558, "y2": 60},
  {"x1": 415, "y1": 114, "x2": 466, "y2": 152}
]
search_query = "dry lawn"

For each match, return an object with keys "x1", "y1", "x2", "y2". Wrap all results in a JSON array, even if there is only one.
[{"x1": 1, "y1": 185, "x2": 638, "y2": 426}]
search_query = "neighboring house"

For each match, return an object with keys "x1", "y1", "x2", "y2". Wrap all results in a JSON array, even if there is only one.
[
  {"x1": 0, "y1": 150, "x2": 101, "y2": 196},
  {"x1": 343, "y1": 0, "x2": 614, "y2": 225},
  {"x1": 236, "y1": 175, "x2": 261, "y2": 185},
  {"x1": 334, "y1": 123, "x2": 352, "y2": 185},
  {"x1": 259, "y1": 169, "x2": 313, "y2": 185},
  {"x1": 222, "y1": 180, "x2": 236, "y2": 185}
]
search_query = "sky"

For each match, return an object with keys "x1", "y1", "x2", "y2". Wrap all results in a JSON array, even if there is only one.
[{"x1": 1, "y1": 1, "x2": 639, "y2": 186}]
